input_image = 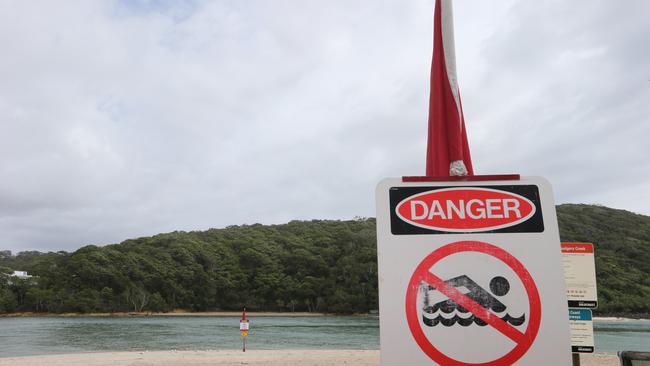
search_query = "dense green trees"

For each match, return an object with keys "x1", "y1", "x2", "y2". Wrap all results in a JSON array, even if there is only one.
[
  {"x1": 1, "y1": 204, "x2": 649, "y2": 316},
  {"x1": 0, "y1": 219, "x2": 378, "y2": 314}
]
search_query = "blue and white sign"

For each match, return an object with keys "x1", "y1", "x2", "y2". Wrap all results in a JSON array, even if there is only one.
[{"x1": 568, "y1": 308, "x2": 594, "y2": 353}]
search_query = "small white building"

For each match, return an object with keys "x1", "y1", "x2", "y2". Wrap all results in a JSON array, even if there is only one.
[{"x1": 11, "y1": 271, "x2": 31, "y2": 279}]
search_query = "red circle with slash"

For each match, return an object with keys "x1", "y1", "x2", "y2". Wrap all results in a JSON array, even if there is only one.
[{"x1": 405, "y1": 241, "x2": 541, "y2": 366}]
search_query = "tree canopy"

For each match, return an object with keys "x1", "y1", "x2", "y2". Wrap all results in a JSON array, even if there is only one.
[
  {"x1": 1, "y1": 219, "x2": 377, "y2": 314},
  {"x1": 1, "y1": 204, "x2": 648, "y2": 316}
]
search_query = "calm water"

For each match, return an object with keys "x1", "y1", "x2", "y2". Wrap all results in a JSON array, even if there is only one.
[
  {"x1": 0, "y1": 316, "x2": 378, "y2": 357},
  {"x1": 0, "y1": 316, "x2": 648, "y2": 357},
  {"x1": 594, "y1": 319, "x2": 650, "y2": 354}
]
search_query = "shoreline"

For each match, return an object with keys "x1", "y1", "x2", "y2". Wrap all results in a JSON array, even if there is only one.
[
  {"x1": 0, "y1": 350, "x2": 620, "y2": 366},
  {"x1": 593, "y1": 316, "x2": 650, "y2": 322},
  {"x1": 0, "y1": 311, "x2": 361, "y2": 318},
  {"x1": 1, "y1": 311, "x2": 644, "y2": 321}
]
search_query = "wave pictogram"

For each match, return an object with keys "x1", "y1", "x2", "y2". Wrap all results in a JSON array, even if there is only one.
[
  {"x1": 422, "y1": 312, "x2": 526, "y2": 327},
  {"x1": 421, "y1": 275, "x2": 526, "y2": 327}
]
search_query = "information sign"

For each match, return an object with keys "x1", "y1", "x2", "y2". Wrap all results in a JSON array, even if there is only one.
[
  {"x1": 240, "y1": 321, "x2": 250, "y2": 331},
  {"x1": 561, "y1": 243, "x2": 598, "y2": 308},
  {"x1": 568, "y1": 308, "x2": 595, "y2": 353}
]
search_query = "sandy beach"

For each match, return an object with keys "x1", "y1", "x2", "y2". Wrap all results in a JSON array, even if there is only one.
[
  {"x1": 0, "y1": 350, "x2": 619, "y2": 366},
  {"x1": 593, "y1": 316, "x2": 650, "y2": 322}
]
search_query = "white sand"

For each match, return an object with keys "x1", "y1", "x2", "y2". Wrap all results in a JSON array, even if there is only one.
[
  {"x1": 0, "y1": 350, "x2": 379, "y2": 366},
  {"x1": 580, "y1": 353, "x2": 621, "y2": 366},
  {"x1": 593, "y1": 316, "x2": 650, "y2": 322},
  {"x1": 0, "y1": 350, "x2": 620, "y2": 366}
]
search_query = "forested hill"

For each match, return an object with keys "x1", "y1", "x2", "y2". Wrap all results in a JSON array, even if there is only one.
[
  {"x1": 1, "y1": 220, "x2": 378, "y2": 314},
  {"x1": 1, "y1": 204, "x2": 649, "y2": 316}
]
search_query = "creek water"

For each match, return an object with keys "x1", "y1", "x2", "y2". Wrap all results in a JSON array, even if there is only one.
[{"x1": 0, "y1": 316, "x2": 648, "y2": 357}]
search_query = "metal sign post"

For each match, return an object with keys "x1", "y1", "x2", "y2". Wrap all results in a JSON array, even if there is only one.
[
  {"x1": 240, "y1": 308, "x2": 249, "y2": 352},
  {"x1": 572, "y1": 353, "x2": 581, "y2": 366}
]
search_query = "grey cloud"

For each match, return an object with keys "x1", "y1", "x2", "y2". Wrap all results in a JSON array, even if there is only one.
[
  {"x1": 462, "y1": 0, "x2": 650, "y2": 211},
  {"x1": 1, "y1": 0, "x2": 648, "y2": 252}
]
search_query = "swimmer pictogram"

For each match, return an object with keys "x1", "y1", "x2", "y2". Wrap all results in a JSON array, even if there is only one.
[
  {"x1": 421, "y1": 275, "x2": 525, "y2": 327},
  {"x1": 405, "y1": 241, "x2": 542, "y2": 366}
]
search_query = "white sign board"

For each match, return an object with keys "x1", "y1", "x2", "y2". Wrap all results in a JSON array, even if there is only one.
[
  {"x1": 240, "y1": 321, "x2": 249, "y2": 331},
  {"x1": 376, "y1": 176, "x2": 571, "y2": 365},
  {"x1": 561, "y1": 243, "x2": 598, "y2": 308},
  {"x1": 568, "y1": 308, "x2": 595, "y2": 353}
]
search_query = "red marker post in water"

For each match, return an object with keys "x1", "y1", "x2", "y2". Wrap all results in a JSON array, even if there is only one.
[{"x1": 239, "y1": 308, "x2": 250, "y2": 352}]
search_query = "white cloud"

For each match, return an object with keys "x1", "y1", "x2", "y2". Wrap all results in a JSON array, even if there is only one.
[{"x1": 0, "y1": 0, "x2": 648, "y2": 252}]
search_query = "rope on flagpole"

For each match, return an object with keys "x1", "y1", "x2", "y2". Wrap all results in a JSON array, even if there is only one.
[{"x1": 449, "y1": 160, "x2": 468, "y2": 176}]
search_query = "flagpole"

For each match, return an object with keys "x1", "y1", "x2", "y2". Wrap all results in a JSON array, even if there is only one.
[{"x1": 426, "y1": 0, "x2": 474, "y2": 177}]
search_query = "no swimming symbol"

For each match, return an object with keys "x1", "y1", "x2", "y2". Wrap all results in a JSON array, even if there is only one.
[{"x1": 405, "y1": 241, "x2": 542, "y2": 366}]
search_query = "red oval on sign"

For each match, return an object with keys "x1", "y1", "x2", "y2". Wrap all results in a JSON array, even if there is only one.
[{"x1": 395, "y1": 187, "x2": 536, "y2": 232}]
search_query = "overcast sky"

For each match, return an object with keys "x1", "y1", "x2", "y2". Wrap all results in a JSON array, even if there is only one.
[{"x1": 1, "y1": 0, "x2": 649, "y2": 253}]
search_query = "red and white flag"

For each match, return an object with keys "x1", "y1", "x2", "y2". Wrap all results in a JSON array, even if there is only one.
[{"x1": 425, "y1": 0, "x2": 474, "y2": 177}]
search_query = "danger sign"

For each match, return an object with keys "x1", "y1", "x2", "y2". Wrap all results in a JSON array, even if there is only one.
[
  {"x1": 394, "y1": 187, "x2": 538, "y2": 233},
  {"x1": 390, "y1": 185, "x2": 544, "y2": 235},
  {"x1": 376, "y1": 177, "x2": 571, "y2": 365}
]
